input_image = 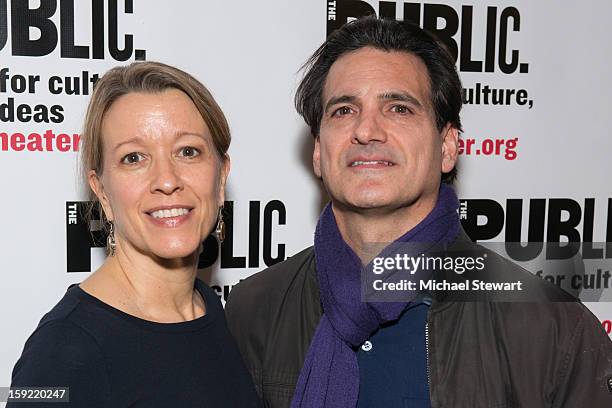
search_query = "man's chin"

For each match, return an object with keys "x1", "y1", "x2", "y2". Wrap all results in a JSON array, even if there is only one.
[
  {"x1": 329, "y1": 189, "x2": 428, "y2": 214},
  {"x1": 334, "y1": 196, "x2": 401, "y2": 213}
]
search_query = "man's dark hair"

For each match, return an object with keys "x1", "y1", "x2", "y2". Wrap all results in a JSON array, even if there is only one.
[{"x1": 295, "y1": 16, "x2": 462, "y2": 183}]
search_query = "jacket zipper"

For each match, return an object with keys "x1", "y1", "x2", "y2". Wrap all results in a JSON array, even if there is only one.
[{"x1": 425, "y1": 322, "x2": 431, "y2": 388}]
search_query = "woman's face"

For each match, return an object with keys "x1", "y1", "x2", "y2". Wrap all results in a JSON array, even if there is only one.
[{"x1": 89, "y1": 89, "x2": 229, "y2": 261}]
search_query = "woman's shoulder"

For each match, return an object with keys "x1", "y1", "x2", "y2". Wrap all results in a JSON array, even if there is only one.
[
  {"x1": 11, "y1": 286, "x2": 110, "y2": 386},
  {"x1": 33, "y1": 284, "x2": 115, "y2": 339},
  {"x1": 15, "y1": 319, "x2": 104, "y2": 370},
  {"x1": 10, "y1": 315, "x2": 110, "y2": 406}
]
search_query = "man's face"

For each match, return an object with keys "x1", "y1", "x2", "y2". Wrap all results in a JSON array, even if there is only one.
[{"x1": 314, "y1": 47, "x2": 458, "y2": 214}]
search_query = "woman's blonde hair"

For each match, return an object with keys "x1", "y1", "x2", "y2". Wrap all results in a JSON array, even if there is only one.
[{"x1": 81, "y1": 61, "x2": 230, "y2": 226}]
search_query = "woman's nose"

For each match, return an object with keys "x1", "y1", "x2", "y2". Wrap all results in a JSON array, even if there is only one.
[{"x1": 150, "y1": 158, "x2": 184, "y2": 195}]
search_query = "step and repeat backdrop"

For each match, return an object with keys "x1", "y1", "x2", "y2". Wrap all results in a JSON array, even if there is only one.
[{"x1": 1, "y1": 0, "x2": 611, "y2": 384}]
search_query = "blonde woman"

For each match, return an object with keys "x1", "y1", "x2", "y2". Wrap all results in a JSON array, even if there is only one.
[{"x1": 9, "y1": 62, "x2": 260, "y2": 407}]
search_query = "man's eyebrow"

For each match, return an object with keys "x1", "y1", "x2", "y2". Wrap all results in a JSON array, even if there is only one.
[
  {"x1": 323, "y1": 92, "x2": 424, "y2": 114},
  {"x1": 324, "y1": 95, "x2": 357, "y2": 114},
  {"x1": 379, "y1": 92, "x2": 423, "y2": 109}
]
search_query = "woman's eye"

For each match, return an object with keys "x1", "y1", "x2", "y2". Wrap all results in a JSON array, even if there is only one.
[
  {"x1": 333, "y1": 106, "x2": 353, "y2": 116},
  {"x1": 178, "y1": 146, "x2": 201, "y2": 158},
  {"x1": 121, "y1": 152, "x2": 144, "y2": 164}
]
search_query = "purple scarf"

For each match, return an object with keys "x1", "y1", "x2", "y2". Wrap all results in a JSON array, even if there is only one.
[{"x1": 291, "y1": 184, "x2": 460, "y2": 408}]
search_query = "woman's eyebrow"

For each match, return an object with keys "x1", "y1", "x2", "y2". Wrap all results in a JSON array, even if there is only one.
[{"x1": 113, "y1": 136, "x2": 143, "y2": 152}]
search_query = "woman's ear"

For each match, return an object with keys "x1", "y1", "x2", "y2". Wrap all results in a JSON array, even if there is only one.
[
  {"x1": 217, "y1": 156, "x2": 231, "y2": 207},
  {"x1": 88, "y1": 170, "x2": 114, "y2": 221}
]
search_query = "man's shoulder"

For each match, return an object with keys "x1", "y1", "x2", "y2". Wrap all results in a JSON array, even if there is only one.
[
  {"x1": 448, "y1": 233, "x2": 602, "y2": 338},
  {"x1": 225, "y1": 246, "x2": 320, "y2": 403},
  {"x1": 224, "y1": 246, "x2": 320, "y2": 375},
  {"x1": 449, "y1": 230, "x2": 577, "y2": 302},
  {"x1": 479, "y1": 243, "x2": 577, "y2": 301},
  {"x1": 225, "y1": 246, "x2": 318, "y2": 333},
  {"x1": 228, "y1": 246, "x2": 316, "y2": 305}
]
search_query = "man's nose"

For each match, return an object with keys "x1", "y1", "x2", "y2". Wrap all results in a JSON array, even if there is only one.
[
  {"x1": 150, "y1": 157, "x2": 184, "y2": 195},
  {"x1": 352, "y1": 109, "x2": 387, "y2": 144}
]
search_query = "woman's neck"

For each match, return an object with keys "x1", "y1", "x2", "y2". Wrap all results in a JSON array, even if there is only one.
[{"x1": 80, "y1": 246, "x2": 205, "y2": 323}]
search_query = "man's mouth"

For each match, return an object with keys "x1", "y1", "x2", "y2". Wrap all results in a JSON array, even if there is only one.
[{"x1": 349, "y1": 160, "x2": 394, "y2": 167}]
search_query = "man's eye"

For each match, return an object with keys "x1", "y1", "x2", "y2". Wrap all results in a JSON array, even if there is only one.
[
  {"x1": 121, "y1": 152, "x2": 144, "y2": 164},
  {"x1": 178, "y1": 146, "x2": 201, "y2": 158},
  {"x1": 391, "y1": 104, "x2": 411, "y2": 114},
  {"x1": 333, "y1": 106, "x2": 353, "y2": 116}
]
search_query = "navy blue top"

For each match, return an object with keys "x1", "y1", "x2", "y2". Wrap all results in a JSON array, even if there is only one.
[
  {"x1": 357, "y1": 298, "x2": 431, "y2": 408},
  {"x1": 9, "y1": 279, "x2": 260, "y2": 407}
]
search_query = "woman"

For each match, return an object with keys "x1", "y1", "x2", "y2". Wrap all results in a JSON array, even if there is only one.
[{"x1": 8, "y1": 62, "x2": 260, "y2": 407}]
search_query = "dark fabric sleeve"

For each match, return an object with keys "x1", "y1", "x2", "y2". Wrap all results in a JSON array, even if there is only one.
[
  {"x1": 552, "y1": 307, "x2": 612, "y2": 408},
  {"x1": 226, "y1": 278, "x2": 279, "y2": 406},
  {"x1": 8, "y1": 320, "x2": 110, "y2": 408}
]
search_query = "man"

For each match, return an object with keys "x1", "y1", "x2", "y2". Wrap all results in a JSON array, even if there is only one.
[{"x1": 226, "y1": 17, "x2": 612, "y2": 407}]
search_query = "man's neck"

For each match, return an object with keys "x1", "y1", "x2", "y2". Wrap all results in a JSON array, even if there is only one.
[{"x1": 332, "y1": 195, "x2": 438, "y2": 263}]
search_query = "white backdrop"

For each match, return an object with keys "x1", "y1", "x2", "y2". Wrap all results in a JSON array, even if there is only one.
[{"x1": 1, "y1": 0, "x2": 611, "y2": 389}]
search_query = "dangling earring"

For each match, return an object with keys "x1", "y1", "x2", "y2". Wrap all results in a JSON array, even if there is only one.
[
  {"x1": 215, "y1": 207, "x2": 225, "y2": 243},
  {"x1": 107, "y1": 222, "x2": 116, "y2": 256}
]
